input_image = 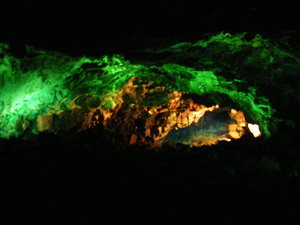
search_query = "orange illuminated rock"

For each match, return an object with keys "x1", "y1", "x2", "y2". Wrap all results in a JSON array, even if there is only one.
[{"x1": 37, "y1": 76, "x2": 261, "y2": 147}]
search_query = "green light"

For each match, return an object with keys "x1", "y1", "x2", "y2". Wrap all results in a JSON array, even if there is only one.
[{"x1": 1, "y1": 33, "x2": 296, "y2": 139}]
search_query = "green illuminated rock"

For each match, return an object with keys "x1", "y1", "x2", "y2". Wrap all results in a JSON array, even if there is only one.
[{"x1": 1, "y1": 33, "x2": 297, "y2": 139}]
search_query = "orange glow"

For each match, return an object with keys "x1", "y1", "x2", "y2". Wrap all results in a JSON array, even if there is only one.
[{"x1": 36, "y1": 76, "x2": 262, "y2": 147}]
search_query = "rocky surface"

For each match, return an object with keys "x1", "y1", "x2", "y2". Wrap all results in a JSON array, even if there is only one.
[
  {"x1": 36, "y1": 76, "x2": 254, "y2": 148},
  {"x1": 1, "y1": 1, "x2": 300, "y2": 224}
]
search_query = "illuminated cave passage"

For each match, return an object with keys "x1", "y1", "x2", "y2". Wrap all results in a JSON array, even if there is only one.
[
  {"x1": 2, "y1": 32, "x2": 296, "y2": 148},
  {"x1": 36, "y1": 76, "x2": 259, "y2": 147}
]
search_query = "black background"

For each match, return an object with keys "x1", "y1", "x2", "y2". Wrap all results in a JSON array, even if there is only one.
[
  {"x1": 1, "y1": 1, "x2": 300, "y2": 224},
  {"x1": 2, "y1": 1, "x2": 300, "y2": 55}
]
